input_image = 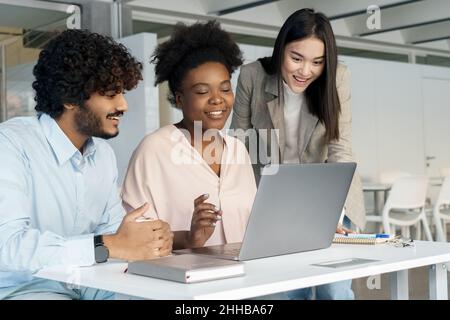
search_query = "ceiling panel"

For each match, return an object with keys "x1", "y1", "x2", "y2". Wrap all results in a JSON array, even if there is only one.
[{"x1": 126, "y1": 0, "x2": 450, "y2": 50}]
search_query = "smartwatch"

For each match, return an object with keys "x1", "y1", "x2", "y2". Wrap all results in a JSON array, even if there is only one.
[{"x1": 94, "y1": 235, "x2": 109, "y2": 263}]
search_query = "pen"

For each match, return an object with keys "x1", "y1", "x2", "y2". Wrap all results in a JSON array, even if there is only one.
[
  {"x1": 375, "y1": 234, "x2": 391, "y2": 238},
  {"x1": 345, "y1": 233, "x2": 391, "y2": 238}
]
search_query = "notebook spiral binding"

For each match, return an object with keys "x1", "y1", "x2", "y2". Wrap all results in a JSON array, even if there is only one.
[{"x1": 332, "y1": 237, "x2": 388, "y2": 245}]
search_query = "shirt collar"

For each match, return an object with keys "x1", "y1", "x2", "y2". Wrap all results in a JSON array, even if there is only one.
[
  {"x1": 83, "y1": 137, "x2": 97, "y2": 159},
  {"x1": 217, "y1": 128, "x2": 229, "y2": 146},
  {"x1": 39, "y1": 113, "x2": 97, "y2": 165}
]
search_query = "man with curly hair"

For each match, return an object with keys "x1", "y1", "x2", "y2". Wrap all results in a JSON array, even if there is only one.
[{"x1": 0, "y1": 29, "x2": 173, "y2": 300}]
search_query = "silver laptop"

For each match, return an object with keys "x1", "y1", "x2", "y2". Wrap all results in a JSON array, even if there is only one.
[{"x1": 174, "y1": 162, "x2": 356, "y2": 261}]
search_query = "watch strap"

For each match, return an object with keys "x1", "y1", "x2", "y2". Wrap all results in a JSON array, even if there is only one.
[{"x1": 94, "y1": 234, "x2": 104, "y2": 247}]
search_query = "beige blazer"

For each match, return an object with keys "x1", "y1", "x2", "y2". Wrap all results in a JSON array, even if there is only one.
[{"x1": 230, "y1": 61, "x2": 366, "y2": 229}]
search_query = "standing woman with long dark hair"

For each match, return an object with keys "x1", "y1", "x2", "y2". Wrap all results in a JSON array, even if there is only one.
[{"x1": 231, "y1": 8, "x2": 365, "y2": 300}]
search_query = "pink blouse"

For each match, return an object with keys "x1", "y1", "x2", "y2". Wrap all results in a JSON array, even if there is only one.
[{"x1": 121, "y1": 125, "x2": 257, "y2": 246}]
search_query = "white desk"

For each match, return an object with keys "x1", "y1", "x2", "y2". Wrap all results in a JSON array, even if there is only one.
[{"x1": 36, "y1": 241, "x2": 450, "y2": 300}]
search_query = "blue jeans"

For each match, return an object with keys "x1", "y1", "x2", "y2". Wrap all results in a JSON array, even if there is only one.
[
  {"x1": 286, "y1": 216, "x2": 355, "y2": 300},
  {"x1": 285, "y1": 280, "x2": 354, "y2": 300},
  {"x1": 0, "y1": 277, "x2": 115, "y2": 300}
]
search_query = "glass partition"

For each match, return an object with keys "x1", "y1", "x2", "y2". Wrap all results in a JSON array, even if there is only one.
[{"x1": 0, "y1": 0, "x2": 79, "y2": 122}]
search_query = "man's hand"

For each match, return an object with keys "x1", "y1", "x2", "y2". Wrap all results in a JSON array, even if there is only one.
[{"x1": 104, "y1": 203, "x2": 173, "y2": 261}]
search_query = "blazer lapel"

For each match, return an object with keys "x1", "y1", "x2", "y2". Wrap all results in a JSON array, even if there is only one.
[
  {"x1": 265, "y1": 74, "x2": 285, "y2": 160},
  {"x1": 298, "y1": 107, "x2": 319, "y2": 160}
]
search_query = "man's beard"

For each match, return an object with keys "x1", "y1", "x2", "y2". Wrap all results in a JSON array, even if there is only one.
[{"x1": 74, "y1": 102, "x2": 119, "y2": 140}]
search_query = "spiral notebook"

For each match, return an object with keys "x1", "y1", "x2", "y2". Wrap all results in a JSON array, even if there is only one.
[{"x1": 333, "y1": 234, "x2": 394, "y2": 245}]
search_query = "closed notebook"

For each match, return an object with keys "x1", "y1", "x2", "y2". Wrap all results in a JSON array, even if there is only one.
[
  {"x1": 127, "y1": 254, "x2": 245, "y2": 283},
  {"x1": 333, "y1": 234, "x2": 394, "y2": 245}
]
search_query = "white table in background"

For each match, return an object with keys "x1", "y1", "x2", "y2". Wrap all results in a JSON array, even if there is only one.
[
  {"x1": 363, "y1": 183, "x2": 392, "y2": 215},
  {"x1": 35, "y1": 241, "x2": 450, "y2": 300}
]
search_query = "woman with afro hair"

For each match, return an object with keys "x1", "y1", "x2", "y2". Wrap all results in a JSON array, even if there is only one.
[{"x1": 121, "y1": 21, "x2": 257, "y2": 250}]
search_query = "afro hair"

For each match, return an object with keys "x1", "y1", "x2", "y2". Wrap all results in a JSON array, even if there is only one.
[{"x1": 151, "y1": 20, "x2": 243, "y2": 106}]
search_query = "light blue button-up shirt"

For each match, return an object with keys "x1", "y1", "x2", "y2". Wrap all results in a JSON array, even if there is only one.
[{"x1": 0, "y1": 114, "x2": 125, "y2": 290}]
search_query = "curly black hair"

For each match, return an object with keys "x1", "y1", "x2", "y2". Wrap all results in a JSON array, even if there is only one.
[
  {"x1": 151, "y1": 20, "x2": 243, "y2": 106},
  {"x1": 32, "y1": 29, "x2": 143, "y2": 118}
]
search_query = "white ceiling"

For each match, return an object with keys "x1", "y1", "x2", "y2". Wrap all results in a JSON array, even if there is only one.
[{"x1": 127, "y1": 0, "x2": 450, "y2": 51}]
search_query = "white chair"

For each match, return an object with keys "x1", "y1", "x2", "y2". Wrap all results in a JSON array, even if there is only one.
[
  {"x1": 365, "y1": 207, "x2": 384, "y2": 233},
  {"x1": 382, "y1": 175, "x2": 433, "y2": 241},
  {"x1": 432, "y1": 175, "x2": 450, "y2": 242},
  {"x1": 365, "y1": 171, "x2": 412, "y2": 232}
]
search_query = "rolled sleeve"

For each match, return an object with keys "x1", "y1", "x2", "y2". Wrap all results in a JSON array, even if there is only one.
[{"x1": 64, "y1": 234, "x2": 95, "y2": 266}]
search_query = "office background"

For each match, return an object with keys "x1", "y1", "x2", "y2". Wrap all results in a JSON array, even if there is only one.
[{"x1": 1, "y1": 0, "x2": 450, "y2": 299}]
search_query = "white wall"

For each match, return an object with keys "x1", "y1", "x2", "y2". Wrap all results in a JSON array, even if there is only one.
[
  {"x1": 107, "y1": 33, "x2": 159, "y2": 184},
  {"x1": 421, "y1": 67, "x2": 450, "y2": 178},
  {"x1": 339, "y1": 56, "x2": 378, "y2": 182},
  {"x1": 340, "y1": 55, "x2": 450, "y2": 186},
  {"x1": 374, "y1": 61, "x2": 426, "y2": 178}
]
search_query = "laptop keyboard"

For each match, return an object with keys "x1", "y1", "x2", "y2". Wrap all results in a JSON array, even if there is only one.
[
  {"x1": 196, "y1": 242, "x2": 242, "y2": 256},
  {"x1": 221, "y1": 245, "x2": 241, "y2": 256}
]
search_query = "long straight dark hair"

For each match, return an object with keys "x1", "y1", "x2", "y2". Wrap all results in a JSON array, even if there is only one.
[{"x1": 259, "y1": 8, "x2": 340, "y2": 142}]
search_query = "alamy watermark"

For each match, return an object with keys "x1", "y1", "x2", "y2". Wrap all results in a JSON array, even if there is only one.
[
  {"x1": 367, "y1": 274, "x2": 381, "y2": 290},
  {"x1": 366, "y1": 5, "x2": 381, "y2": 30},
  {"x1": 170, "y1": 121, "x2": 280, "y2": 175},
  {"x1": 66, "y1": 5, "x2": 81, "y2": 29}
]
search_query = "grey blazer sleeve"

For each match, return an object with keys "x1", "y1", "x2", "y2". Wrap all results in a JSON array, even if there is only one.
[
  {"x1": 231, "y1": 65, "x2": 254, "y2": 130},
  {"x1": 329, "y1": 65, "x2": 366, "y2": 229},
  {"x1": 231, "y1": 65, "x2": 262, "y2": 182}
]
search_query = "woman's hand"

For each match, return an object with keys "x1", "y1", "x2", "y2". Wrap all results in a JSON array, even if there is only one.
[
  {"x1": 336, "y1": 223, "x2": 354, "y2": 235},
  {"x1": 188, "y1": 194, "x2": 222, "y2": 248}
]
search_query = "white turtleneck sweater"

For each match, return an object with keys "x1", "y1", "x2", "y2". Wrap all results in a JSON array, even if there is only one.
[{"x1": 282, "y1": 81, "x2": 305, "y2": 163}]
